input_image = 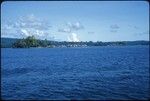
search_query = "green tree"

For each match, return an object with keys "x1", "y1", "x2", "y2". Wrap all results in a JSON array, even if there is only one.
[{"x1": 24, "y1": 36, "x2": 38, "y2": 47}]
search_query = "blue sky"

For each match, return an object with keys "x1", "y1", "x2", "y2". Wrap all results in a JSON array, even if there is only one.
[{"x1": 1, "y1": 1, "x2": 149, "y2": 42}]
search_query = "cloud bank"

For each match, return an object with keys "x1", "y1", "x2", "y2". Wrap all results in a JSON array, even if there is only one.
[
  {"x1": 58, "y1": 22, "x2": 84, "y2": 33},
  {"x1": 58, "y1": 22, "x2": 84, "y2": 42},
  {"x1": 58, "y1": 28, "x2": 71, "y2": 33},
  {"x1": 2, "y1": 14, "x2": 54, "y2": 40},
  {"x1": 66, "y1": 22, "x2": 84, "y2": 31}
]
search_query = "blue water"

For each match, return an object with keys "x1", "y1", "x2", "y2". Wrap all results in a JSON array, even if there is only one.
[{"x1": 1, "y1": 46, "x2": 150, "y2": 100}]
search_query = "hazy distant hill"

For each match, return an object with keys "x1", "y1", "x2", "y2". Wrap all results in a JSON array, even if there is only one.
[{"x1": 1, "y1": 38, "x2": 20, "y2": 48}]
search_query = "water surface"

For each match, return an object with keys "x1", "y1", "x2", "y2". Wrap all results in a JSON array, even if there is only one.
[{"x1": 1, "y1": 46, "x2": 149, "y2": 100}]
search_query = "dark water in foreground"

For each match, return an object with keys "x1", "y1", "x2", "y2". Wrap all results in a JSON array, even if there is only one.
[{"x1": 1, "y1": 46, "x2": 150, "y2": 100}]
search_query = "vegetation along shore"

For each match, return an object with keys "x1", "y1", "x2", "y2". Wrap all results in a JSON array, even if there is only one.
[{"x1": 1, "y1": 36, "x2": 149, "y2": 48}]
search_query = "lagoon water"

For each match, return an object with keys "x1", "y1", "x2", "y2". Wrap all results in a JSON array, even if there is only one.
[{"x1": 1, "y1": 46, "x2": 150, "y2": 100}]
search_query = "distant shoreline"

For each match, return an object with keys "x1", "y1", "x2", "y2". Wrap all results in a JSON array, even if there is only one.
[
  {"x1": 1, "y1": 44, "x2": 149, "y2": 49},
  {"x1": 1, "y1": 37, "x2": 149, "y2": 48}
]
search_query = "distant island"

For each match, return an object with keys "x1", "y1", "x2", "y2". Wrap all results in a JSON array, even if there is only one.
[{"x1": 1, "y1": 36, "x2": 149, "y2": 48}]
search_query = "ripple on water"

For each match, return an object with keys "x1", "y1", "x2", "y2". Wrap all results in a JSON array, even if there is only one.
[{"x1": 1, "y1": 46, "x2": 149, "y2": 100}]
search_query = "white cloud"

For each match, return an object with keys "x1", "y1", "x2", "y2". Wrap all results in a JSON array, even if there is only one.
[
  {"x1": 2, "y1": 14, "x2": 53, "y2": 40},
  {"x1": 67, "y1": 33, "x2": 80, "y2": 42},
  {"x1": 58, "y1": 22, "x2": 84, "y2": 33},
  {"x1": 58, "y1": 22, "x2": 83, "y2": 41},
  {"x1": 58, "y1": 28, "x2": 71, "y2": 33},
  {"x1": 110, "y1": 24, "x2": 120, "y2": 29},
  {"x1": 15, "y1": 14, "x2": 51, "y2": 30},
  {"x1": 110, "y1": 24, "x2": 120, "y2": 33},
  {"x1": 135, "y1": 30, "x2": 149, "y2": 36},
  {"x1": 67, "y1": 22, "x2": 84, "y2": 31},
  {"x1": 21, "y1": 29, "x2": 30, "y2": 36},
  {"x1": 1, "y1": 24, "x2": 18, "y2": 38},
  {"x1": 128, "y1": 24, "x2": 140, "y2": 30}
]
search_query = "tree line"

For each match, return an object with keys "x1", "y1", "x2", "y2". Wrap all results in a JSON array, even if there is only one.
[
  {"x1": 12, "y1": 36, "x2": 50, "y2": 48},
  {"x1": 1, "y1": 35, "x2": 148, "y2": 48}
]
